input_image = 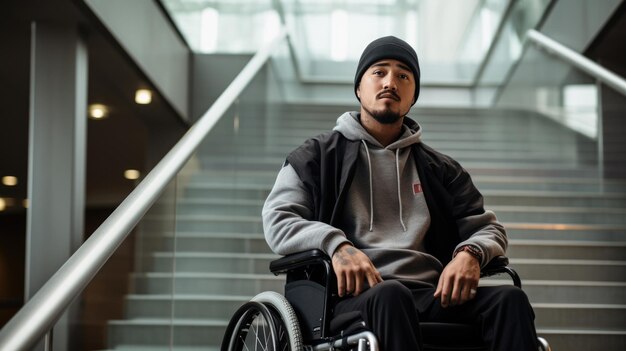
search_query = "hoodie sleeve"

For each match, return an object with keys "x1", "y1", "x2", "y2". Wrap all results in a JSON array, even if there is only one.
[
  {"x1": 262, "y1": 164, "x2": 351, "y2": 256},
  {"x1": 454, "y1": 211, "x2": 507, "y2": 267},
  {"x1": 442, "y1": 157, "x2": 508, "y2": 267}
]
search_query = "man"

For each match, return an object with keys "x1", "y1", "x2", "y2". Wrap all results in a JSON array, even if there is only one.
[{"x1": 262, "y1": 36, "x2": 537, "y2": 350}]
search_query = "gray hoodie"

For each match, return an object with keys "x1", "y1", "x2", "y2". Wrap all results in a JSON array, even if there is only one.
[{"x1": 263, "y1": 112, "x2": 506, "y2": 286}]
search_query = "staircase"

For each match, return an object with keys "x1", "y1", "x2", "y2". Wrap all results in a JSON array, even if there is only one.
[{"x1": 105, "y1": 103, "x2": 626, "y2": 350}]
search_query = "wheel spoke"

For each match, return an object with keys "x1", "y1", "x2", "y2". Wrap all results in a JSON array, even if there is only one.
[
  {"x1": 262, "y1": 317, "x2": 270, "y2": 350},
  {"x1": 241, "y1": 332, "x2": 251, "y2": 351},
  {"x1": 251, "y1": 315, "x2": 260, "y2": 351}
]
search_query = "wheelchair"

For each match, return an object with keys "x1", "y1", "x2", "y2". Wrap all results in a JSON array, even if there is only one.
[{"x1": 221, "y1": 249, "x2": 551, "y2": 351}]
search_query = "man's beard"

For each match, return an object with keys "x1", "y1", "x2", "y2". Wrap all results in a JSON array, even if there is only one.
[{"x1": 362, "y1": 105, "x2": 403, "y2": 124}]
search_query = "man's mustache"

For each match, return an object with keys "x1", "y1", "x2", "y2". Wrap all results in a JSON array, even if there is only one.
[{"x1": 377, "y1": 90, "x2": 400, "y2": 101}]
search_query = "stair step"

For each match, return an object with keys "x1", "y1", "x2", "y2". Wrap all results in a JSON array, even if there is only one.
[
  {"x1": 158, "y1": 205, "x2": 626, "y2": 225},
  {"x1": 475, "y1": 176, "x2": 626, "y2": 192},
  {"x1": 138, "y1": 232, "x2": 271, "y2": 254},
  {"x1": 508, "y1": 240, "x2": 626, "y2": 259},
  {"x1": 138, "y1": 252, "x2": 625, "y2": 282},
  {"x1": 534, "y1": 303, "x2": 626, "y2": 330},
  {"x1": 465, "y1": 165, "x2": 599, "y2": 178},
  {"x1": 149, "y1": 217, "x2": 626, "y2": 236},
  {"x1": 500, "y1": 259, "x2": 626, "y2": 281},
  {"x1": 203, "y1": 137, "x2": 590, "y2": 153},
  {"x1": 200, "y1": 156, "x2": 587, "y2": 170},
  {"x1": 139, "y1": 233, "x2": 626, "y2": 259},
  {"x1": 494, "y1": 206, "x2": 626, "y2": 225},
  {"x1": 176, "y1": 199, "x2": 263, "y2": 216},
  {"x1": 142, "y1": 215, "x2": 263, "y2": 233},
  {"x1": 109, "y1": 308, "x2": 626, "y2": 348},
  {"x1": 208, "y1": 127, "x2": 581, "y2": 142},
  {"x1": 535, "y1": 329, "x2": 626, "y2": 350},
  {"x1": 193, "y1": 155, "x2": 601, "y2": 177},
  {"x1": 180, "y1": 180, "x2": 626, "y2": 205},
  {"x1": 201, "y1": 144, "x2": 589, "y2": 163},
  {"x1": 480, "y1": 280, "x2": 626, "y2": 304},
  {"x1": 124, "y1": 292, "x2": 626, "y2": 325},
  {"x1": 144, "y1": 205, "x2": 626, "y2": 227},
  {"x1": 108, "y1": 319, "x2": 226, "y2": 347},
  {"x1": 140, "y1": 253, "x2": 278, "y2": 273},
  {"x1": 183, "y1": 186, "x2": 271, "y2": 201},
  {"x1": 131, "y1": 272, "x2": 284, "y2": 295},
  {"x1": 124, "y1": 294, "x2": 249, "y2": 320},
  {"x1": 506, "y1": 223, "x2": 626, "y2": 241},
  {"x1": 182, "y1": 186, "x2": 626, "y2": 205},
  {"x1": 186, "y1": 171, "x2": 626, "y2": 192},
  {"x1": 484, "y1": 191, "x2": 626, "y2": 208},
  {"x1": 123, "y1": 295, "x2": 626, "y2": 331}
]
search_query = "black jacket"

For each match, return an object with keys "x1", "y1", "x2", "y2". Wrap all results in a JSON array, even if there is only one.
[{"x1": 286, "y1": 118, "x2": 486, "y2": 265}]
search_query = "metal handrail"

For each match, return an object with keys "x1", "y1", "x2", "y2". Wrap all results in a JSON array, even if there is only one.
[
  {"x1": 526, "y1": 29, "x2": 626, "y2": 96},
  {"x1": 0, "y1": 28, "x2": 288, "y2": 351}
]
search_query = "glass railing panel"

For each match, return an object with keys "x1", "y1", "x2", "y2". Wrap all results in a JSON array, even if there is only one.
[
  {"x1": 496, "y1": 44, "x2": 600, "y2": 169},
  {"x1": 170, "y1": 40, "x2": 293, "y2": 349},
  {"x1": 497, "y1": 44, "x2": 599, "y2": 138},
  {"x1": 79, "y1": 178, "x2": 178, "y2": 350},
  {"x1": 456, "y1": 0, "x2": 510, "y2": 81},
  {"x1": 478, "y1": 0, "x2": 551, "y2": 85}
]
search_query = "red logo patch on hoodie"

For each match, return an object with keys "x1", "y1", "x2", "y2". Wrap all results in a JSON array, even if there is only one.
[{"x1": 413, "y1": 183, "x2": 422, "y2": 195}]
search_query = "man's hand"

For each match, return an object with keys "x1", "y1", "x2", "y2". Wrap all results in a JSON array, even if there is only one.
[
  {"x1": 434, "y1": 251, "x2": 480, "y2": 308},
  {"x1": 332, "y1": 243, "x2": 383, "y2": 297}
]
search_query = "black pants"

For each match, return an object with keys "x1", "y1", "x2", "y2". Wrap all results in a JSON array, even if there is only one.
[{"x1": 332, "y1": 280, "x2": 538, "y2": 351}]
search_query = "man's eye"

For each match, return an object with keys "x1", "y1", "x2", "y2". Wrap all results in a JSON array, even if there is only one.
[{"x1": 400, "y1": 74, "x2": 409, "y2": 80}]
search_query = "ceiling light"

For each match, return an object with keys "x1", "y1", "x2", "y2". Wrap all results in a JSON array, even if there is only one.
[
  {"x1": 0, "y1": 198, "x2": 6, "y2": 211},
  {"x1": 124, "y1": 169, "x2": 141, "y2": 180},
  {"x1": 89, "y1": 104, "x2": 109, "y2": 119},
  {"x1": 23, "y1": 199, "x2": 29, "y2": 208},
  {"x1": 135, "y1": 89, "x2": 152, "y2": 104},
  {"x1": 2, "y1": 176, "x2": 18, "y2": 186}
]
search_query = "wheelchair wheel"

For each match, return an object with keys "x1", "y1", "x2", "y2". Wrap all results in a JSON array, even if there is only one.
[
  {"x1": 221, "y1": 292, "x2": 303, "y2": 351},
  {"x1": 251, "y1": 292, "x2": 303, "y2": 350}
]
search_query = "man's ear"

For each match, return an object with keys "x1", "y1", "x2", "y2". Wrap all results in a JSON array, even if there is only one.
[{"x1": 356, "y1": 85, "x2": 361, "y2": 99}]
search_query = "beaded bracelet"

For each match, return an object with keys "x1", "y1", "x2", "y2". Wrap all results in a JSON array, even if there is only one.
[{"x1": 454, "y1": 244, "x2": 483, "y2": 263}]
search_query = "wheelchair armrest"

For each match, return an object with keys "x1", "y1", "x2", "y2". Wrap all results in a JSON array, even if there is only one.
[
  {"x1": 270, "y1": 249, "x2": 335, "y2": 340},
  {"x1": 482, "y1": 255, "x2": 509, "y2": 271},
  {"x1": 480, "y1": 255, "x2": 521, "y2": 288},
  {"x1": 270, "y1": 249, "x2": 331, "y2": 275}
]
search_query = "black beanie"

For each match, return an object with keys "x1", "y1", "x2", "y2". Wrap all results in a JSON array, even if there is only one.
[{"x1": 354, "y1": 36, "x2": 420, "y2": 105}]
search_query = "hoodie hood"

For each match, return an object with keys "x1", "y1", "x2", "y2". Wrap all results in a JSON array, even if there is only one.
[
  {"x1": 333, "y1": 111, "x2": 423, "y2": 149},
  {"x1": 331, "y1": 111, "x2": 430, "y2": 236}
]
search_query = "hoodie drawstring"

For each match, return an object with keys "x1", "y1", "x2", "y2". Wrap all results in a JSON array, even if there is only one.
[
  {"x1": 361, "y1": 140, "x2": 374, "y2": 231},
  {"x1": 395, "y1": 149, "x2": 407, "y2": 232},
  {"x1": 362, "y1": 141, "x2": 407, "y2": 232}
]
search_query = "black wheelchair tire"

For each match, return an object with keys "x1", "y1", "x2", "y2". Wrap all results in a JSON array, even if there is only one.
[
  {"x1": 221, "y1": 301, "x2": 281, "y2": 351},
  {"x1": 221, "y1": 292, "x2": 302, "y2": 351},
  {"x1": 251, "y1": 292, "x2": 303, "y2": 351}
]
